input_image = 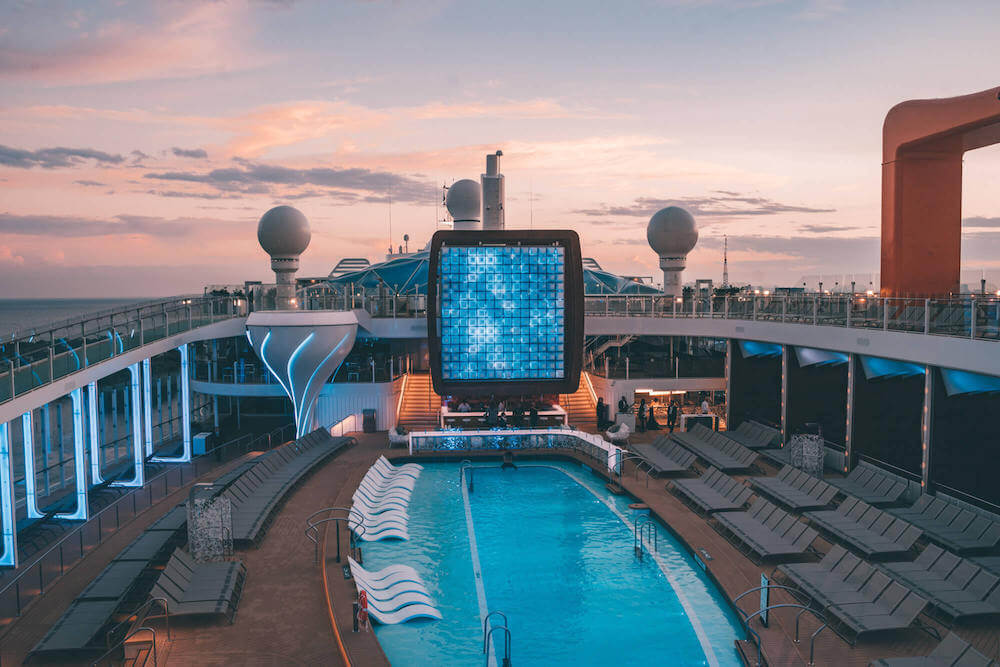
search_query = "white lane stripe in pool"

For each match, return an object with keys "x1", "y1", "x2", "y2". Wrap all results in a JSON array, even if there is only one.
[
  {"x1": 533, "y1": 465, "x2": 721, "y2": 667},
  {"x1": 460, "y1": 467, "x2": 493, "y2": 664}
]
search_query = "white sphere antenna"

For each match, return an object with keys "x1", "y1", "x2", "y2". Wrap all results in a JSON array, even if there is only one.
[
  {"x1": 646, "y1": 206, "x2": 698, "y2": 297},
  {"x1": 446, "y1": 179, "x2": 482, "y2": 230}
]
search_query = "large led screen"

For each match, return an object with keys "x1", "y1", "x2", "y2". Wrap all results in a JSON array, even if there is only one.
[{"x1": 428, "y1": 230, "x2": 583, "y2": 396}]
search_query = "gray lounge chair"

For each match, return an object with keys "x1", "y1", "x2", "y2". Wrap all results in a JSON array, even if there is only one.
[
  {"x1": 670, "y1": 467, "x2": 752, "y2": 514},
  {"x1": 889, "y1": 496, "x2": 1000, "y2": 555},
  {"x1": 630, "y1": 439, "x2": 696, "y2": 475},
  {"x1": 672, "y1": 424, "x2": 758, "y2": 472},
  {"x1": 777, "y1": 546, "x2": 929, "y2": 643},
  {"x1": 30, "y1": 600, "x2": 120, "y2": 654},
  {"x1": 879, "y1": 545, "x2": 1000, "y2": 621},
  {"x1": 805, "y1": 497, "x2": 923, "y2": 560},
  {"x1": 750, "y1": 465, "x2": 838, "y2": 511},
  {"x1": 149, "y1": 550, "x2": 246, "y2": 624},
  {"x1": 714, "y1": 497, "x2": 818, "y2": 562},
  {"x1": 869, "y1": 631, "x2": 994, "y2": 667},
  {"x1": 721, "y1": 421, "x2": 781, "y2": 450},
  {"x1": 826, "y1": 463, "x2": 908, "y2": 506}
]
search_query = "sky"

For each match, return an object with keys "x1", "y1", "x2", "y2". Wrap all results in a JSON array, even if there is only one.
[{"x1": 0, "y1": 0, "x2": 998, "y2": 297}]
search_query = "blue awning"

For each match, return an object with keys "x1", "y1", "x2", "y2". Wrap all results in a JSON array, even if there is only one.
[
  {"x1": 940, "y1": 368, "x2": 1000, "y2": 396},
  {"x1": 860, "y1": 356, "x2": 925, "y2": 380},
  {"x1": 738, "y1": 340, "x2": 783, "y2": 359},
  {"x1": 794, "y1": 347, "x2": 849, "y2": 367}
]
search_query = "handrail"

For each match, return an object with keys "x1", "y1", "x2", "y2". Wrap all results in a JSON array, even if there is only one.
[
  {"x1": 305, "y1": 507, "x2": 364, "y2": 564},
  {"x1": 732, "y1": 584, "x2": 830, "y2": 666},
  {"x1": 633, "y1": 515, "x2": 657, "y2": 557},
  {"x1": 483, "y1": 623, "x2": 512, "y2": 667},
  {"x1": 91, "y1": 626, "x2": 158, "y2": 667}
]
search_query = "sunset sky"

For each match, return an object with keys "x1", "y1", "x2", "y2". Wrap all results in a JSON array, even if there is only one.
[{"x1": 1, "y1": 0, "x2": 998, "y2": 297}]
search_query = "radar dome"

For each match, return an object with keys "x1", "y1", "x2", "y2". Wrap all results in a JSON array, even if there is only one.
[
  {"x1": 257, "y1": 205, "x2": 311, "y2": 257},
  {"x1": 446, "y1": 179, "x2": 481, "y2": 222},
  {"x1": 647, "y1": 206, "x2": 698, "y2": 256}
]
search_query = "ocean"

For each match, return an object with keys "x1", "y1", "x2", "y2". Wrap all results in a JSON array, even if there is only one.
[{"x1": 0, "y1": 298, "x2": 143, "y2": 339}]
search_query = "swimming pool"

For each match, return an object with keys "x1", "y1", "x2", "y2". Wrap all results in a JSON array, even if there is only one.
[{"x1": 363, "y1": 461, "x2": 745, "y2": 666}]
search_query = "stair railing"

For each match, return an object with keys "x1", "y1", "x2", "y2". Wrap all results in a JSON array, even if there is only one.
[{"x1": 483, "y1": 610, "x2": 512, "y2": 667}]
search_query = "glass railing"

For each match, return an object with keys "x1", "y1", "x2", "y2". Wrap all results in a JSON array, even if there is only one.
[{"x1": 0, "y1": 296, "x2": 247, "y2": 404}]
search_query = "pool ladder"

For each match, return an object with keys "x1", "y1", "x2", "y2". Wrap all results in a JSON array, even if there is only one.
[
  {"x1": 633, "y1": 516, "x2": 658, "y2": 560},
  {"x1": 483, "y1": 610, "x2": 512, "y2": 667}
]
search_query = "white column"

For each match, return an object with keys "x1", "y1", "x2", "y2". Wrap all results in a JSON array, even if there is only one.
[
  {"x1": 0, "y1": 421, "x2": 16, "y2": 567},
  {"x1": 22, "y1": 412, "x2": 44, "y2": 518},
  {"x1": 151, "y1": 345, "x2": 192, "y2": 463},
  {"x1": 142, "y1": 357, "x2": 153, "y2": 456},
  {"x1": 54, "y1": 388, "x2": 89, "y2": 520},
  {"x1": 88, "y1": 382, "x2": 103, "y2": 485},
  {"x1": 112, "y1": 363, "x2": 145, "y2": 487}
]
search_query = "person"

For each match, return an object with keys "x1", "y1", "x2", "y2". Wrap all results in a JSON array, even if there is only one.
[
  {"x1": 501, "y1": 449, "x2": 517, "y2": 470},
  {"x1": 457, "y1": 399, "x2": 472, "y2": 412},
  {"x1": 596, "y1": 397, "x2": 608, "y2": 429},
  {"x1": 667, "y1": 401, "x2": 679, "y2": 433},
  {"x1": 637, "y1": 398, "x2": 647, "y2": 432},
  {"x1": 529, "y1": 403, "x2": 539, "y2": 427},
  {"x1": 485, "y1": 400, "x2": 499, "y2": 427},
  {"x1": 647, "y1": 404, "x2": 661, "y2": 430},
  {"x1": 701, "y1": 397, "x2": 710, "y2": 414},
  {"x1": 618, "y1": 396, "x2": 630, "y2": 414},
  {"x1": 512, "y1": 402, "x2": 525, "y2": 427}
]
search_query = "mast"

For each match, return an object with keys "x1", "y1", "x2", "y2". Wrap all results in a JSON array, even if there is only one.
[{"x1": 722, "y1": 235, "x2": 729, "y2": 288}]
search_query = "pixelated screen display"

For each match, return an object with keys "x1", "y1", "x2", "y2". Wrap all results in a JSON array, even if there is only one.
[{"x1": 439, "y1": 245, "x2": 565, "y2": 381}]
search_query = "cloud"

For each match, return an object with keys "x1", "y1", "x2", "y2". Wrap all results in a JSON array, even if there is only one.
[
  {"x1": 0, "y1": 212, "x2": 247, "y2": 239},
  {"x1": 74, "y1": 179, "x2": 107, "y2": 187},
  {"x1": 963, "y1": 216, "x2": 1000, "y2": 228},
  {"x1": 574, "y1": 191, "x2": 835, "y2": 219},
  {"x1": 143, "y1": 161, "x2": 438, "y2": 202},
  {"x1": 798, "y1": 223, "x2": 858, "y2": 234},
  {"x1": 0, "y1": 3, "x2": 264, "y2": 85},
  {"x1": 0, "y1": 144, "x2": 125, "y2": 169},
  {"x1": 171, "y1": 147, "x2": 208, "y2": 159}
]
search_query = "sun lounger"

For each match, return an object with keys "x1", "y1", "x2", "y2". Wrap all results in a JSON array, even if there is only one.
[
  {"x1": 670, "y1": 467, "x2": 752, "y2": 514},
  {"x1": 889, "y1": 496, "x2": 1000, "y2": 555},
  {"x1": 751, "y1": 465, "x2": 838, "y2": 511},
  {"x1": 805, "y1": 497, "x2": 923, "y2": 560},
  {"x1": 30, "y1": 600, "x2": 120, "y2": 654},
  {"x1": 348, "y1": 557, "x2": 441, "y2": 624},
  {"x1": 149, "y1": 550, "x2": 246, "y2": 623},
  {"x1": 671, "y1": 424, "x2": 758, "y2": 472},
  {"x1": 714, "y1": 498, "x2": 818, "y2": 562},
  {"x1": 878, "y1": 545, "x2": 1000, "y2": 621},
  {"x1": 869, "y1": 631, "x2": 994, "y2": 667},
  {"x1": 630, "y1": 439, "x2": 697, "y2": 474},
  {"x1": 721, "y1": 421, "x2": 781, "y2": 450},
  {"x1": 777, "y1": 546, "x2": 929, "y2": 643},
  {"x1": 826, "y1": 463, "x2": 908, "y2": 506}
]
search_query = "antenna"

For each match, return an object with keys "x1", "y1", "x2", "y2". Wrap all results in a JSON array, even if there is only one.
[
  {"x1": 722, "y1": 235, "x2": 729, "y2": 288},
  {"x1": 387, "y1": 188, "x2": 393, "y2": 255},
  {"x1": 529, "y1": 177, "x2": 533, "y2": 229}
]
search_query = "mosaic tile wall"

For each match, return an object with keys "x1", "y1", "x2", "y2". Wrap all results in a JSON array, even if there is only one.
[{"x1": 439, "y1": 245, "x2": 565, "y2": 380}]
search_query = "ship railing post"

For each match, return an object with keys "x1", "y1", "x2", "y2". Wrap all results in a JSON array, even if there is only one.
[{"x1": 924, "y1": 298, "x2": 930, "y2": 334}]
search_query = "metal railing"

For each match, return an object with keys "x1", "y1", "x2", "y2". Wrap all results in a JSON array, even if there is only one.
[
  {"x1": 0, "y1": 295, "x2": 247, "y2": 404},
  {"x1": 582, "y1": 293, "x2": 1000, "y2": 341},
  {"x1": 0, "y1": 422, "x2": 294, "y2": 627}
]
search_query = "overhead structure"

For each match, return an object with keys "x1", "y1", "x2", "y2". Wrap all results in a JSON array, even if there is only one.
[
  {"x1": 481, "y1": 151, "x2": 505, "y2": 230},
  {"x1": 258, "y1": 205, "x2": 312, "y2": 309},
  {"x1": 646, "y1": 206, "x2": 699, "y2": 297},
  {"x1": 325, "y1": 250, "x2": 659, "y2": 295},
  {"x1": 445, "y1": 179, "x2": 482, "y2": 231},
  {"x1": 881, "y1": 85, "x2": 1000, "y2": 296},
  {"x1": 246, "y1": 311, "x2": 359, "y2": 437}
]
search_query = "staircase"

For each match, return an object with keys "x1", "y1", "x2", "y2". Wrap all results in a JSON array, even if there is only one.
[
  {"x1": 560, "y1": 374, "x2": 598, "y2": 432},
  {"x1": 397, "y1": 373, "x2": 441, "y2": 431}
]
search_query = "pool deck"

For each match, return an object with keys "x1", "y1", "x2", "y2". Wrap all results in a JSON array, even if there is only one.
[{"x1": 6, "y1": 429, "x2": 998, "y2": 666}]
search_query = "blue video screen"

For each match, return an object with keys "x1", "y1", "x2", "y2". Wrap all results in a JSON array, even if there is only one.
[{"x1": 439, "y1": 245, "x2": 565, "y2": 381}]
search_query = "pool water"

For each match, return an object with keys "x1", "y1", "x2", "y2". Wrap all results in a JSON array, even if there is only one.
[{"x1": 363, "y1": 461, "x2": 744, "y2": 666}]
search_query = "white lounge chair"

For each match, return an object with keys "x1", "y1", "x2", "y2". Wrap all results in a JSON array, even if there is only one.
[{"x1": 366, "y1": 602, "x2": 441, "y2": 624}]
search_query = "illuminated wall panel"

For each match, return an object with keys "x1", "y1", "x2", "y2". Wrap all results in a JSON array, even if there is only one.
[{"x1": 428, "y1": 230, "x2": 583, "y2": 396}]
